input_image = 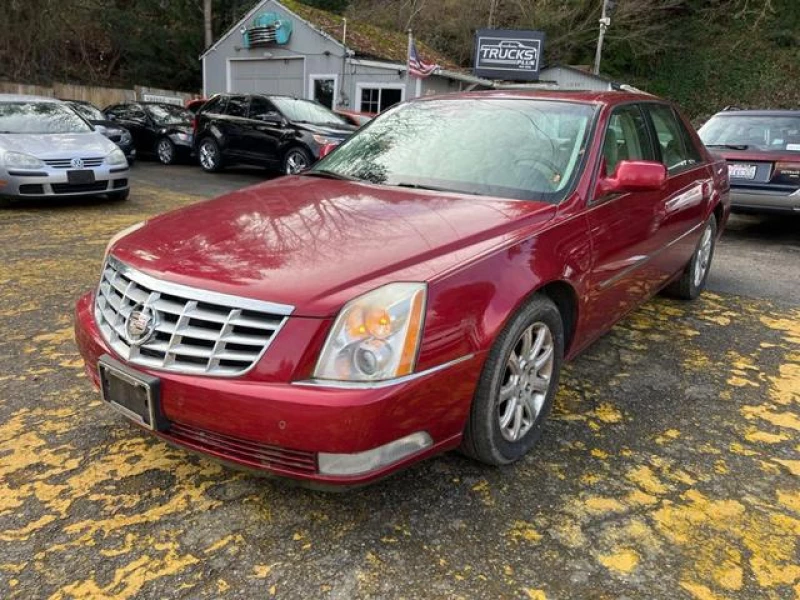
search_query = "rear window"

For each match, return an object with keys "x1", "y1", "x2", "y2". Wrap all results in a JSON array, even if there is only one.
[{"x1": 699, "y1": 114, "x2": 800, "y2": 153}]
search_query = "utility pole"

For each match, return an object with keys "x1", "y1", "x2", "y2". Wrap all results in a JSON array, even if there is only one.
[
  {"x1": 488, "y1": 0, "x2": 498, "y2": 28},
  {"x1": 204, "y1": 0, "x2": 213, "y2": 49},
  {"x1": 593, "y1": 0, "x2": 615, "y2": 75}
]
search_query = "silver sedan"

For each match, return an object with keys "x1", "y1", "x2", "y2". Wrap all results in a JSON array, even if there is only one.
[{"x1": 0, "y1": 95, "x2": 130, "y2": 203}]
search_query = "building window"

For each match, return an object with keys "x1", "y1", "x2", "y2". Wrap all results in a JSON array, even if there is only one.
[
  {"x1": 309, "y1": 75, "x2": 337, "y2": 109},
  {"x1": 359, "y1": 87, "x2": 403, "y2": 114}
]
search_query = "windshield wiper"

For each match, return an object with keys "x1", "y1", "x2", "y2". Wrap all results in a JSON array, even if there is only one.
[
  {"x1": 303, "y1": 169, "x2": 359, "y2": 181},
  {"x1": 393, "y1": 182, "x2": 476, "y2": 194},
  {"x1": 705, "y1": 143, "x2": 749, "y2": 150}
]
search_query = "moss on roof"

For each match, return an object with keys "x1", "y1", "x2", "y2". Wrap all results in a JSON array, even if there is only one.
[{"x1": 279, "y1": 0, "x2": 459, "y2": 70}]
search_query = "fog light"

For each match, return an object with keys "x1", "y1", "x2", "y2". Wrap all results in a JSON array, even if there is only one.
[{"x1": 318, "y1": 432, "x2": 433, "y2": 476}]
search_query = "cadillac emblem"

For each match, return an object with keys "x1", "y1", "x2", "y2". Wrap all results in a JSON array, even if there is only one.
[
  {"x1": 70, "y1": 157, "x2": 85, "y2": 169},
  {"x1": 125, "y1": 305, "x2": 156, "y2": 345}
]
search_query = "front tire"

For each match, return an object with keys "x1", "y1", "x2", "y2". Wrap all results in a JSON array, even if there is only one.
[
  {"x1": 282, "y1": 147, "x2": 312, "y2": 175},
  {"x1": 664, "y1": 214, "x2": 717, "y2": 300},
  {"x1": 108, "y1": 189, "x2": 130, "y2": 202},
  {"x1": 461, "y1": 295, "x2": 564, "y2": 466},
  {"x1": 156, "y1": 137, "x2": 176, "y2": 165}
]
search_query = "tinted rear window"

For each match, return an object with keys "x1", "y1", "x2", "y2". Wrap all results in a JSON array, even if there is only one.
[{"x1": 699, "y1": 114, "x2": 800, "y2": 152}]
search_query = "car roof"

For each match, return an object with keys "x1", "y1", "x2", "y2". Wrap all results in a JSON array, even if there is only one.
[
  {"x1": 413, "y1": 89, "x2": 662, "y2": 107},
  {"x1": 0, "y1": 94, "x2": 63, "y2": 103},
  {"x1": 711, "y1": 109, "x2": 800, "y2": 117}
]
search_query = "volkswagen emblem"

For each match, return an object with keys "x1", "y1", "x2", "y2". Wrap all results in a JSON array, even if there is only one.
[
  {"x1": 125, "y1": 305, "x2": 157, "y2": 346},
  {"x1": 71, "y1": 157, "x2": 84, "y2": 169}
]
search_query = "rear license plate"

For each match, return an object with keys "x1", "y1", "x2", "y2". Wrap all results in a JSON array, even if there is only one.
[
  {"x1": 98, "y1": 356, "x2": 162, "y2": 430},
  {"x1": 728, "y1": 163, "x2": 757, "y2": 180},
  {"x1": 67, "y1": 169, "x2": 96, "y2": 184}
]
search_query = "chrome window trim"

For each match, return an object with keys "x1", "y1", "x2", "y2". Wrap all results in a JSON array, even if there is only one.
[
  {"x1": 107, "y1": 255, "x2": 294, "y2": 316},
  {"x1": 292, "y1": 354, "x2": 475, "y2": 389}
]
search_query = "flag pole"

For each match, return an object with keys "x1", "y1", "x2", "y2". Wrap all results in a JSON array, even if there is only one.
[{"x1": 407, "y1": 29, "x2": 413, "y2": 83}]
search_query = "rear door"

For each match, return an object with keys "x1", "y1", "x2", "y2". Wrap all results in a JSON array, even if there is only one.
[
  {"x1": 642, "y1": 103, "x2": 708, "y2": 279},
  {"x1": 583, "y1": 103, "x2": 666, "y2": 337},
  {"x1": 243, "y1": 96, "x2": 284, "y2": 165},
  {"x1": 217, "y1": 95, "x2": 250, "y2": 159}
]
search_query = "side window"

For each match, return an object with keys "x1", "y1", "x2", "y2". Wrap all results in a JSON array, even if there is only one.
[
  {"x1": 129, "y1": 106, "x2": 147, "y2": 122},
  {"x1": 646, "y1": 104, "x2": 698, "y2": 173},
  {"x1": 201, "y1": 95, "x2": 227, "y2": 115},
  {"x1": 105, "y1": 105, "x2": 123, "y2": 119},
  {"x1": 248, "y1": 96, "x2": 278, "y2": 120},
  {"x1": 225, "y1": 96, "x2": 248, "y2": 118},
  {"x1": 602, "y1": 104, "x2": 654, "y2": 176}
]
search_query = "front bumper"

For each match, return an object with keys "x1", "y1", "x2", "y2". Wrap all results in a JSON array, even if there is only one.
[
  {"x1": 74, "y1": 292, "x2": 482, "y2": 486},
  {"x1": 730, "y1": 187, "x2": 800, "y2": 214},
  {"x1": 0, "y1": 164, "x2": 129, "y2": 198}
]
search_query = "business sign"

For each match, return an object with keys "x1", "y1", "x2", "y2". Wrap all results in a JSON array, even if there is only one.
[{"x1": 474, "y1": 29, "x2": 545, "y2": 81}]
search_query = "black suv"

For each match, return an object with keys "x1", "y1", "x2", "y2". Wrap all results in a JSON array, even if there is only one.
[{"x1": 193, "y1": 94, "x2": 357, "y2": 174}]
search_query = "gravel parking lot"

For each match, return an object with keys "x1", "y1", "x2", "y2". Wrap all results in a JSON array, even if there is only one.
[{"x1": 1, "y1": 163, "x2": 798, "y2": 599}]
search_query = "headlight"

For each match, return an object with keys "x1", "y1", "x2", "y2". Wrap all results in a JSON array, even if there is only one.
[
  {"x1": 104, "y1": 221, "x2": 145, "y2": 257},
  {"x1": 313, "y1": 283, "x2": 426, "y2": 382},
  {"x1": 3, "y1": 151, "x2": 44, "y2": 170},
  {"x1": 172, "y1": 132, "x2": 192, "y2": 142},
  {"x1": 312, "y1": 134, "x2": 341, "y2": 146},
  {"x1": 106, "y1": 148, "x2": 128, "y2": 167}
]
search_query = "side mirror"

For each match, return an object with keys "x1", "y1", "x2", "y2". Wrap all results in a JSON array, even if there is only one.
[{"x1": 597, "y1": 160, "x2": 667, "y2": 196}]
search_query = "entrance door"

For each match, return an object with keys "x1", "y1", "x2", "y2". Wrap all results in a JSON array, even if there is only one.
[{"x1": 309, "y1": 75, "x2": 337, "y2": 109}]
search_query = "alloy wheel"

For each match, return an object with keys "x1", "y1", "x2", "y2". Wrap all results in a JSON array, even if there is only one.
[
  {"x1": 285, "y1": 151, "x2": 309, "y2": 175},
  {"x1": 693, "y1": 223, "x2": 714, "y2": 288},
  {"x1": 157, "y1": 139, "x2": 174, "y2": 164},
  {"x1": 199, "y1": 140, "x2": 218, "y2": 170},
  {"x1": 497, "y1": 322, "x2": 555, "y2": 442}
]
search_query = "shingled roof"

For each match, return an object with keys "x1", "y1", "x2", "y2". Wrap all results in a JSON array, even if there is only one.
[{"x1": 280, "y1": 0, "x2": 460, "y2": 70}]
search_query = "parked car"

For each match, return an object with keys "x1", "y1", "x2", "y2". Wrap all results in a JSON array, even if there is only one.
[
  {"x1": 699, "y1": 108, "x2": 800, "y2": 214},
  {"x1": 0, "y1": 95, "x2": 130, "y2": 203},
  {"x1": 193, "y1": 94, "x2": 357, "y2": 174},
  {"x1": 74, "y1": 91, "x2": 729, "y2": 487},
  {"x1": 104, "y1": 102, "x2": 193, "y2": 165},
  {"x1": 335, "y1": 109, "x2": 374, "y2": 128},
  {"x1": 63, "y1": 99, "x2": 136, "y2": 164}
]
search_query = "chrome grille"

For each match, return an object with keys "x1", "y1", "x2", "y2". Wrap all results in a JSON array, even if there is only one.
[
  {"x1": 45, "y1": 157, "x2": 104, "y2": 168},
  {"x1": 94, "y1": 256, "x2": 293, "y2": 376}
]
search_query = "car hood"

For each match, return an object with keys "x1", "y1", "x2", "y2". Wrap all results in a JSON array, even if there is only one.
[
  {"x1": 110, "y1": 177, "x2": 557, "y2": 317},
  {"x1": 295, "y1": 122, "x2": 357, "y2": 137},
  {"x1": 0, "y1": 132, "x2": 116, "y2": 158}
]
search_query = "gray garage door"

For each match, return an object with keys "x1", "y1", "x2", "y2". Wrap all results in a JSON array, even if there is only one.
[{"x1": 229, "y1": 59, "x2": 304, "y2": 96}]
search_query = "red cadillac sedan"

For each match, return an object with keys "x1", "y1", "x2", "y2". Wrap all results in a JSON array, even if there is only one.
[{"x1": 74, "y1": 91, "x2": 730, "y2": 487}]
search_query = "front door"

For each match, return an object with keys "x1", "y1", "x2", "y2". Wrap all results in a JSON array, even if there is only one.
[
  {"x1": 583, "y1": 103, "x2": 667, "y2": 339},
  {"x1": 244, "y1": 95, "x2": 284, "y2": 165}
]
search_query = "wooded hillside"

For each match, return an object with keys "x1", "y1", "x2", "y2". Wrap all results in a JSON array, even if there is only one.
[{"x1": 1, "y1": 0, "x2": 797, "y2": 118}]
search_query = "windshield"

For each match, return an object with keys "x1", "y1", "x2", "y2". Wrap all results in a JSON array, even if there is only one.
[
  {"x1": 271, "y1": 97, "x2": 347, "y2": 126},
  {"x1": 699, "y1": 114, "x2": 800, "y2": 152},
  {"x1": 0, "y1": 102, "x2": 93, "y2": 134},
  {"x1": 146, "y1": 104, "x2": 191, "y2": 125},
  {"x1": 70, "y1": 102, "x2": 104, "y2": 121},
  {"x1": 311, "y1": 98, "x2": 596, "y2": 202}
]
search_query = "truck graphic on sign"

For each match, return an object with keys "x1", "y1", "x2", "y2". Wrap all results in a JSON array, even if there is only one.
[{"x1": 478, "y1": 40, "x2": 539, "y2": 68}]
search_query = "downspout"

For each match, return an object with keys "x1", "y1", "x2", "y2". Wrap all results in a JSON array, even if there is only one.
[{"x1": 340, "y1": 18, "x2": 347, "y2": 108}]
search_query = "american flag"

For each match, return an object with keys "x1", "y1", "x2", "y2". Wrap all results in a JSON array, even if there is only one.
[{"x1": 408, "y1": 39, "x2": 439, "y2": 78}]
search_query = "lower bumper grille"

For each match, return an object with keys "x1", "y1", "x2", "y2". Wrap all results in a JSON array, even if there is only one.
[
  {"x1": 52, "y1": 181, "x2": 109, "y2": 194},
  {"x1": 19, "y1": 184, "x2": 45, "y2": 195},
  {"x1": 113, "y1": 178, "x2": 128, "y2": 189},
  {"x1": 167, "y1": 422, "x2": 318, "y2": 474}
]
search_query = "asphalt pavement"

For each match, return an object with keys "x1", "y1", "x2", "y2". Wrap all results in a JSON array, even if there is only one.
[{"x1": 1, "y1": 162, "x2": 798, "y2": 599}]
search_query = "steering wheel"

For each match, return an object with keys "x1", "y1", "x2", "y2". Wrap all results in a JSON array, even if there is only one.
[{"x1": 514, "y1": 157, "x2": 563, "y2": 192}]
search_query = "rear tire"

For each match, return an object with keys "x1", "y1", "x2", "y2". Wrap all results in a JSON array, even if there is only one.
[
  {"x1": 108, "y1": 189, "x2": 130, "y2": 202},
  {"x1": 461, "y1": 294, "x2": 564, "y2": 466},
  {"x1": 156, "y1": 137, "x2": 176, "y2": 165},
  {"x1": 198, "y1": 137, "x2": 224, "y2": 172},
  {"x1": 663, "y1": 214, "x2": 717, "y2": 300}
]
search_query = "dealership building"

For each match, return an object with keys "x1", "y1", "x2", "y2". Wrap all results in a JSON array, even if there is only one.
[{"x1": 201, "y1": 0, "x2": 621, "y2": 112}]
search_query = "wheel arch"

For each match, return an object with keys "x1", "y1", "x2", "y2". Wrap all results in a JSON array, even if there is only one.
[{"x1": 535, "y1": 280, "x2": 580, "y2": 356}]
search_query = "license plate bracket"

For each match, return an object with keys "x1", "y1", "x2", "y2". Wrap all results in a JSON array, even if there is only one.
[
  {"x1": 728, "y1": 163, "x2": 757, "y2": 180},
  {"x1": 67, "y1": 169, "x2": 96, "y2": 185},
  {"x1": 98, "y1": 355, "x2": 167, "y2": 431}
]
